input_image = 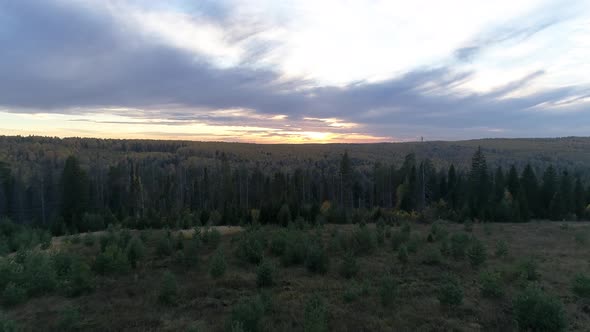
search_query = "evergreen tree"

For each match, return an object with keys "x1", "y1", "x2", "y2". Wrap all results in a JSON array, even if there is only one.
[
  {"x1": 61, "y1": 156, "x2": 89, "y2": 230},
  {"x1": 541, "y1": 166, "x2": 557, "y2": 218},
  {"x1": 469, "y1": 147, "x2": 489, "y2": 219},
  {"x1": 574, "y1": 177, "x2": 586, "y2": 218},
  {"x1": 506, "y1": 165, "x2": 520, "y2": 197},
  {"x1": 520, "y1": 164, "x2": 539, "y2": 217}
]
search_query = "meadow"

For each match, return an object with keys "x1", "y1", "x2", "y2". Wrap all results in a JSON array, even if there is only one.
[{"x1": 2, "y1": 219, "x2": 590, "y2": 331}]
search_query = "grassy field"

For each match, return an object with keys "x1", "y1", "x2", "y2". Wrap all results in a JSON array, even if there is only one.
[{"x1": 3, "y1": 221, "x2": 590, "y2": 331}]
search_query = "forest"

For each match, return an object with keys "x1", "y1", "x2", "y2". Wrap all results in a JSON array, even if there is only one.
[
  {"x1": 2, "y1": 136, "x2": 590, "y2": 331},
  {"x1": 1, "y1": 135, "x2": 590, "y2": 238}
]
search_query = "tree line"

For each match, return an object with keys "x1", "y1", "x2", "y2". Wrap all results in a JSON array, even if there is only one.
[{"x1": 1, "y1": 145, "x2": 589, "y2": 234}]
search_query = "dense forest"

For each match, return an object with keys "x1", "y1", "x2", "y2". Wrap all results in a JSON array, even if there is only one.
[{"x1": 1, "y1": 135, "x2": 590, "y2": 235}]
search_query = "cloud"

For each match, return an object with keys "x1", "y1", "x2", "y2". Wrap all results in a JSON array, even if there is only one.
[{"x1": 0, "y1": 0, "x2": 589, "y2": 142}]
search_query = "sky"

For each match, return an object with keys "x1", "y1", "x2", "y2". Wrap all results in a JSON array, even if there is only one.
[{"x1": 1, "y1": 0, "x2": 589, "y2": 143}]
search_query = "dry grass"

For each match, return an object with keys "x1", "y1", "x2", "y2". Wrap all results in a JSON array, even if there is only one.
[{"x1": 4, "y1": 222, "x2": 590, "y2": 331}]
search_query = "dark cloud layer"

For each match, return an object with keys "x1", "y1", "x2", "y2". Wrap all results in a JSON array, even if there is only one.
[{"x1": 0, "y1": 0, "x2": 589, "y2": 140}]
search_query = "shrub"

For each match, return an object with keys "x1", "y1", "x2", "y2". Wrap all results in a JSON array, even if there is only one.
[
  {"x1": 2, "y1": 282, "x2": 26, "y2": 306},
  {"x1": 379, "y1": 274, "x2": 398, "y2": 307},
  {"x1": 479, "y1": 271, "x2": 504, "y2": 298},
  {"x1": 397, "y1": 245, "x2": 409, "y2": 264},
  {"x1": 202, "y1": 228, "x2": 221, "y2": 249},
  {"x1": 467, "y1": 238, "x2": 487, "y2": 268},
  {"x1": 514, "y1": 287, "x2": 566, "y2": 332},
  {"x1": 338, "y1": 251, "x2": 359, "y2": 279},
  {"x1": 439, "y1": 239, "x2": 451, "y2": 257},
  {"x1": 430, "y1": 220, "x2": 449, "y2": 241},
  {"x1": 342, "y1": 281, "x2": 369, "y2": 303},
  {"x1": 464, "y1": 220, "x2": 473, "y2": 232},
  {"x1": 183, "y1": 237, "x2": 200, "y2": 269},
  {"x1": 158, "y1": 271, "x2": 178, "y2": 305},
  {"x1": 520, "y1": 258, "x2": 540, "y2": 281},
  {"x1": 94, "y1": 244, "x2": 129, "y2": 275},
  {"x1": 227, "y1": 296, "x2": 266, "y2": 332},
  {"x1": 438, "y1": 276, "x2": 463, "y2": 307},
  {"x1": 422, "y1": 246, "x2": 442, "y2": 265},
  {"x1": 349, "y1": 226, "x2": 375, "y2": 255},
  {"x1": 209, "y1": 249, "x2": 227, "y2": 278},
  {"x1": 406, "y1": 235, "x2": 421, "y2": 254},
  {"x1": 83, "y1": 233, "x2": 95, "y2": 247},
  {"x1": 21, "y1": 252, "x2": 57, "y2": 296},
  {"x1": 0, "y1": 313, "x2": 18, "y2": 332},
  {"x1": 450, "y1": 233, "x2": 470, "y2": 260},
  {"x1": 69, "y1": 234, "x2": 81, "y2": 245},
  {"x1": 391, "y1": 230, "x2": 409, "y2": 251},
  {"x1": 156, "y1": 235, "x2": 173, "y2": 257},
  {"x1": 375, "y1": 224, "x2": 385, "y2": 246},
  {"x1": 281, "y1": 232, "x2": 307, "y2": 266},
  {"x1": 256, "y1": 260, "x2": 275, "y2": 288},
  {"x1": 269, "y1": 230, "x2": 288, "y2": 256},
  {"x1": 57, "y1": 306, "x2": 81, "y2": 331},
  {"x1": 236, "y1": 232, "x2": 265, "y2": 265},
  {"x1": 305, "y1": 242, "x2": 329, "y2": 274},
  {"x1": 63, "y1": 258, "x2": 94, "y2": 297},
  {"x1": 495, "y1": 240, "x2": 508, "y2": 258},
  {"x1": 575, "y1": 231, "x2": 588, "y2": 245},
  {"x1": 571, "y1": 274, "x2": 590, "y2": 298},
  {"x1": 304, "y1": 294, "x2": 328, "y2": 332},
  {"x1": 125, "y1": 236, "x2": 145, "y2": 269}
]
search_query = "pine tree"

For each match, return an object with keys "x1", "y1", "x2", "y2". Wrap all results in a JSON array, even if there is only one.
[
  {"x1": 574, "y1": 177, "x2": 586, "y2": 218},
  {"x1": 62, "y1": 156, "x2": 89, "y2": 230},
  {"x1": 541, "y1": 166, "x2": 557, "y2": 218},
  {"x1": 469, "y1": 147, "x2": 489, "y2": 219},
  {"x1": 521, "y1": 164, "x2": 539, "y2": 217}
]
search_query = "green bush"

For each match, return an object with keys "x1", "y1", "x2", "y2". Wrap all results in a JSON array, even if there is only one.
[
  {"x1": 209, "y1": 249, "x2": 227, "y2": 278},
  {"x1": 304, "y1": 294, "x2": 328, "y2": 332},
  {"x1": 235, "y1": 231, "x2": 265, "y2": 265},
  {"x1": 57, "y1": 306, "x2": 81, "y2": 331},
  {"x1": 467, "y1": 238, "x2": 487, "y2": 268},
  {"x1": 379, "y1": 274, "x2": 398, "y2": 307},
  {"x1": 430, "y1": 220, "x2": 449, "y2": 241},
  {"x1": 464, "y1": 220, "x2": 473, "y2": 232},
  {"x1": 21, "y1": 251, "x2": 57, "y2": 296},
  {"x1": 406, "y1": 235, "x2": 421, "y2": 254},
  {"x1": 94, "y1": 244, "x2": 129, "y2": 275},
  {"x1": 52, "y1": 251, "x2": 76, "y2": 278},
  {"x1": 83, "y1": 233, "x2": 95, "y2": 247},
  {"x1": 125, "y1": 236, "x2": 145, "y2": 269},
  {"x1": 183, "y1": 237, "x2": 201, "y2": 269},
  {"x1": 520, "y1": 258, "x2": 540, "y2": 281},
  {"x1": 495, "y1": 240, "x2": 509, "y2": 258},
  {"x1": 349, "y1": 226, "x2": 375, "y2": 255},
  {"x1": 571, "y1": 274, "x2": 590, "y2": 298},
  {"x1": 227, "y1": 296, "x2": 266, "y2": 332},
  {"x1": 158, "y1": 271, "x2": 178, "y2": 305},
  {"x1": 256, "y1": 260, "x2": 275, "y2": 288},
  {"x1": 338, "y1": 251, "x2": 359, "y2": 279},
  {"x1": 479, "y1": 271, "x2": 504, "y2": 298},
  {"x1": 375, "y1": 224, "x2": 385, "y2": 246},
  {"x1": 156, "y1": 235, "x2": 174, "y2": 257},
  {"x1": 281, "y1": 232, "x2": 307, "y2": 267},
  {"x1": 439, "y1": 239, "x2": 451, "y2": 257},
  {"x1": 422, "y1": 246, "x2": 442, "y2": 265},
  {"x1": 514, "y1": 287, "x2": 566, "y2": 332},
  {"x1": 2, "y1": 282, "x2": 26, "y2": 306},
  {"x1": 305, "y1": 242, "x2": 329, "y2": 274},
  {"x1": 202, "y1": 228, "x2": 221, "y2": 249},
  {"x1": 397, "y1": 245, "x2": 409, "y2": 264},
  {"x1": 438, "y1": 276, "x2": 463, "y2": 307},
  {"x1": 0, "y1": 313, "x2": 18, "y2": 332},
  {"x1": 391, "y1": 230, "x2": 409, "y2": 251},
  {"x1": 342, "y1": 281, "x2": 369, "y2": 303},
  {"x1": 269, "y1": 230, "x2": 288, "y2": 256},
  {"x1": 450, "y1": 233, "x2": 470, "y2": 260},
  {"x1": 63, "y1": 259, "x2": 94, "y2": 297}
]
